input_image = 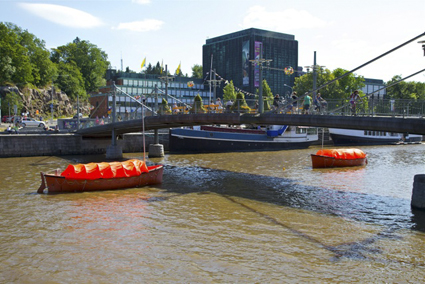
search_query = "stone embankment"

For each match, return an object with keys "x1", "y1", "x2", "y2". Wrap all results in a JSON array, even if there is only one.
[{"x1": 0, "y1": 131, "x2": 169, "y2": 158}]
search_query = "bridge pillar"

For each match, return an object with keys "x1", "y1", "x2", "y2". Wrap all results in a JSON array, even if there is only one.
[
  {"x1": 148, "y1": 129, "x2": 164, "y2": 157},
  {"x1": 149, "y1": 143, "x2": 164, "y2": 157},
  {"x1": 411, "y1": 174, "x2": 425, "y2": 210},
  {"x1": 105, "y1": 144, "x2": 123, "y2": 160}
]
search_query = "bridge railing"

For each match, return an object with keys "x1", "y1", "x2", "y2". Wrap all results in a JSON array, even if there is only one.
[{"x1": 66, "y1": 98, "x2": 425, "y2": 131}]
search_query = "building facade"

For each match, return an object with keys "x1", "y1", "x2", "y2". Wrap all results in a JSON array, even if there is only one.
[
  {"x1": 202, "y1": 28, "x2": 298, "y2": 99},
  {"x1": 361, "y1": 78, "x2": 386, "y2": 99},
  {"x1": 90, "y1": 69, "x2": 211, "y2": 118}
]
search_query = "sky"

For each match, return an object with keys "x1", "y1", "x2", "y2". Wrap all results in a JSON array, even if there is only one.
[{"x1": 1, "y1": 0, "x2": 424, "y2": 84}]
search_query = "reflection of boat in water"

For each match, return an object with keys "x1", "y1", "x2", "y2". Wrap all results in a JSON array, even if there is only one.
[
  {"x1": 311, "y1": 148, "x2": 367, "y2": 169},
  {"x1": 169, "y1": 125, "x2": 318, "y2": 153},
  {"x1": 38, "y1": 159, "x2": 163, "y2": 194},
  {"x1": 329, "y1": 128, "x2": 422, "y2": 145}
]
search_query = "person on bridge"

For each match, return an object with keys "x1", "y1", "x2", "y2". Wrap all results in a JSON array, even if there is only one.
[
  {"x1": 291, "y1": 92, "x2": 298, "y2": 113},
  {"x1": 302, "y1": 93, "x2": 312, "y2": 114},
  {"x1": 314, "y1": 93, "x2": 327, "y2": 114},
  {"x1": 273, "y1": 94, "x2": 280, "y2": 112},
  {"x1": 215, "y1": 98, "x2": 223, "y2": 112},
  {"x1": 349, "y1": 90, "x2": 360, "y2": 116},
  {"x1": 226, "y1": 100, "x2": 233, "y2": 112}
]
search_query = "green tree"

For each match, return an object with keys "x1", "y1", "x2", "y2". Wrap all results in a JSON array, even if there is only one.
[
  {"x1": 231, "y1": 92, "x2": 251, "y2": 113},
  {"x1": 190, "y1": 94, "x2": 207, "y2": 113},
  {"x1": 0, "y1": 22, "x2": 32, "y2": 85},
  {"x1": 223, "y1": 80, "x2": 236, "y2": 102},
  {"x1": 125, "y1": 67, "x2": 136, "y2": 73},
  {"x1": 191, "y1": 64, "x2": 203, "y2": 79},
  {"x1": 55, "y1": 61, "x2": 86, "y2": 101},
  {"x1": 7, "y1": 23, "x2": 56, "y2": 87},
  {"x1": 1, "y1": 92, "x2": 23, "y2": 117},
  {"x1": 294, "y1": 68, "x2": 365, "y2": 101},
  {"x1": 50, "y1": 37, "x2": 109, "y2": 92},
  {"x1": 386, "y1": 75, "x2": 422, "y2": 100},
  {"x1": 144, "y1": 61, "x2": 166, "y2": 75},
  {"x1": 159, "y1": 98, "x2": 171, "y2": 115},
  {"x1": 261, "y1": 79, "x2": 273, "y2": 111}
]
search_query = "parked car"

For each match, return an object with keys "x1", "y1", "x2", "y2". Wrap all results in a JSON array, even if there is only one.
[
  {"x1": 2, "y1": 115, "x2": 13, "y2": 123},
  {"x1": 20, "y1": 118, "x2": 46, "y2": 128}
]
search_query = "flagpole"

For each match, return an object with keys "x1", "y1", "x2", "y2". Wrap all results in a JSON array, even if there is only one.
[{"x1": 209, "y1": 54, "x2": 213, "y2": 104}]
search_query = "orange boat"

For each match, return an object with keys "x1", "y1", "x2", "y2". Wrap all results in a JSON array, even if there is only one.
[
  {"x1": 311, "y1": 148, "x2": 367, "y2": 168},
  {"x1": 37, "y1": 159, "x2": 163, "y2": 193}
]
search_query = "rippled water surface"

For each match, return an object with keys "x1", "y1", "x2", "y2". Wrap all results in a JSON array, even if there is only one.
[{"x1": 1, "y1": 144, "x2": 425, "y2": 283}]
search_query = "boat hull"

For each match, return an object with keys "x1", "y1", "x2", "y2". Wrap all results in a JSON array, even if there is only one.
[
  {"x1": 311, "y1": 154, "x2": 367, "y2": 168},
  {"x1": 169, "y1": 126, "x2": 317, "y2": 153},
  {"x1": 329, "y1": 128, "x2": 422, "y2": 146},
  {"x1": 38, "y1": 165, "x2": 163, "y2": 193},
  {"x1": 329, "y1": 133, "x2": 400, "y2": 146}
]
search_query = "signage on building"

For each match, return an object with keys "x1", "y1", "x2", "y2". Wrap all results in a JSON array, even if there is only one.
[
  {"x1": 254, "y1": 41, "x2": 262, "y2": 88},
  {"x1": 242, "y1": 41, "x2": 250, "y2": 86}
]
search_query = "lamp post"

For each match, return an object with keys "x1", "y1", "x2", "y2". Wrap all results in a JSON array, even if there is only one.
[
  {"x1": 51, "y1": 84, "x2": 54, "y2": 125},
  {"x1": 419, "y1": 40, "x2": 425, "y2": 56},
  {"x1": 51, "y1": 75, "x2": 69, "y2": 126},
  {"x1": 249, "y1": 45, "x2": 272, "y2": 113},
  {"x1": 283, "y1": 84, "x2": 293, "y2": 99}
]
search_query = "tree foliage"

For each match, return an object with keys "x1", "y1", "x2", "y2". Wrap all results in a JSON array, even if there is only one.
[
  {"x1": 231, "y1": 92, "x2": 250, "y2": 112},
  {"x1": 261, "y1": 79, "x2": 273, "y2": 110},
  {"x1": 294, "y1": 68, "x2": 365, "y2": 101},
  {"x1": 0, "y1": 22, "x2": 33, "y2": 85},
  {"x1": 55, "y1": 61, "x2": 86, "y2": 101},
  {"x1": 386, "y1": 75, "x2": 425, "y2": 100},
  {"x1": 144, "y1": 62, "x2": 164, "y2": 75},
  {"x1": 1, "y1": 91, "x2": 23, "y2": 116},
  {"x1": 50, "y1": 37, "x2": 109, "y2": 93},
  {"x1": 190, "y1": 94, "x2": 207, "y2": 113},
  {"x1": 191, "y1": 64, "x2": 203, "y2": 79},
  {"x1": 223, "y1": 80, "x2": 237, "y2": 102}
]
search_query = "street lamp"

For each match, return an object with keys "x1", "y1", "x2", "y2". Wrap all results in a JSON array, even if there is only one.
[
  {"x1": 283, "y1": 84, "x2": 293, "y2": 99},
  {"x1": 419, "y1": 40, "x2": 425, "y2": 56}
]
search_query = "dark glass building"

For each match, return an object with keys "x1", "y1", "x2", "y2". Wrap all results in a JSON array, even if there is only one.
[{"x1": 202, "y1": 28, "x2": 298, "y2": 99}]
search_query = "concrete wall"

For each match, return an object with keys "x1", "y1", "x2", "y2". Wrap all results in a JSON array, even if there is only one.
[{"x1": 0, "y1": 133, "x2": 169, "y2": 158}]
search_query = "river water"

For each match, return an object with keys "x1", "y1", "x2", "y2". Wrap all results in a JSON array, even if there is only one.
[{"x1": 1, "y1": 144, "x2": 425, "y2": 283}]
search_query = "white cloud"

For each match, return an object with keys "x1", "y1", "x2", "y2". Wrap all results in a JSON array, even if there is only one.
[
  {"x1": 18, "y1": 3, "x2": 104, "y2": 28},
  {"x1": 114, "y1": 19, "x2": 164, "y2": 32},
  {"x1": 241, "y1": 6, "x2": 329, "y2": 31},
  {"x1": 132, "y1": 0, "x2": 151, "y2": 4}
]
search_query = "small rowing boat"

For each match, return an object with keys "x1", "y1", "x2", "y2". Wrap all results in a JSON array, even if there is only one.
[
  {"x1": 311, "y1": 148, "x2": 367, "y2": 169},
  {"x1": 37, "y1": 159, "x2": 163, "y2": 193}
]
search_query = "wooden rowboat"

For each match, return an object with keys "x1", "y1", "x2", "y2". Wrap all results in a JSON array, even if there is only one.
[
  {"x1": 311, "y1": 148, "x2": 367, "y2": 169},
  {"x1": 38, "y1": 160, "x2": 163, "y2": 194}
]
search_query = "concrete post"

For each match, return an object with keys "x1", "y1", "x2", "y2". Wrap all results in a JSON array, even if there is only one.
[
  {"x1": 411, "y1": 174, "x2": 425, "y2": 209},
  {"x1": 106, "y1": 82, "x2": 123, "y2": 159},
  {"x1": 149, "y1": 72, "x2": 164, "y2": 158}
]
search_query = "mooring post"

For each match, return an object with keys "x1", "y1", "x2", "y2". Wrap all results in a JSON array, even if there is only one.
[
  {"x1": 411, "y1": 174, "x2": 425, "y2": 210},
  {"x1": 148, "y1": 79, "x2": 164, "y2": 157}
]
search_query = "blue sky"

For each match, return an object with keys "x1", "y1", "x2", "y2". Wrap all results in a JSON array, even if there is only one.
[{"x1": 1, "y1": 0, "x2": 424, "y2": 83}]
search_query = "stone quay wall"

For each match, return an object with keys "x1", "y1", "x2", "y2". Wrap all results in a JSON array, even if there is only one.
[{"x1": 0, "y1": 133, "x2": 170, "y2": 158}]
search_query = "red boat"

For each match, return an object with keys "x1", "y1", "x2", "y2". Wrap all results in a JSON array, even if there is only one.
[
  {"x1": 311, "y1": 148, "x2": 367, "y2": 169},
  {"x1": 37, "y1": 159, "x2": 163, "y2": 193}
]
